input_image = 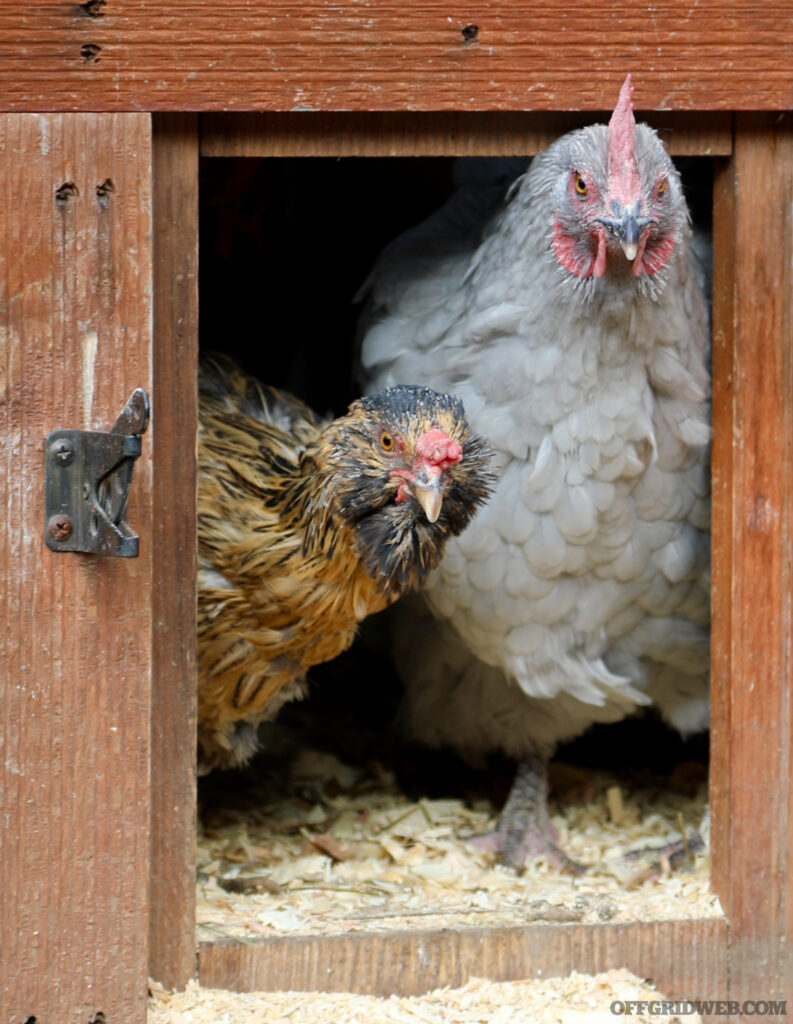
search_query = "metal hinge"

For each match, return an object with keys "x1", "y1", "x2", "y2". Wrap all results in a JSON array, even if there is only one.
[{"x1": 44, "y1": 388, "x2": 150, "y2": 557}]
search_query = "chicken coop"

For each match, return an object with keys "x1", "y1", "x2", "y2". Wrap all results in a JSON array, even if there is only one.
[{"x1": 2, "y1": 4, "x2": 793, "y2": 1022}]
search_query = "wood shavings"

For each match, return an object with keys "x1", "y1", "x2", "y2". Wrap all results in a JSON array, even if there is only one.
[
  {"x1": 196, "y1": 749, "x2": 721, "y2": 942},
  {"x1": 148, "y1": 971, "x2": 702, "y2": 1024},
  {"x1": 217, "y1": 874, "x2": 284, "y2": 895},
  {"x1": 525, "y1": 899, "x2": 583, "y2": 923},
  {"x1": 607, "y1": 785, "x2": 625, "y2": 825},
  {"x1": 305, "y1": 830, "x2": 357, "y2": 861}
]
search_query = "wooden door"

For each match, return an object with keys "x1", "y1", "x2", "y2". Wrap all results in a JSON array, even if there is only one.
[{"x1": 0, "y1": 113, "x2": 153, "y2": 1024}]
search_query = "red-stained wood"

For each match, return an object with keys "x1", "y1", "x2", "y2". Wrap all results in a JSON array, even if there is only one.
[
  {"x1": 709, "y1": 151, "x2": 735, "y2": 926},
  {"x1": 0, "y1": 3, "x2": 791, "y2": 113},
  {"x1": 0, "y1": 113, "x2": 153, "y2": 1024},
  {"x1": 710, "y1": 113, "x2": 793, "y2": 1005},
  {"x1": 198, "y1": 918, "x2": 728, "y2": 997},
  {"x1": 0, "y1": 49, "x2": 784, "y2": 1013},
  {"x1": 149, "y1": 114, "x2": 200, "y2": 990},
  {"x1": 200, "y1": 111, "x2": 732, "y2": 158}
]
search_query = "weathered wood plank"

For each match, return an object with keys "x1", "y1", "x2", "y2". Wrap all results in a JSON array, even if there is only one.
[
  {"x1": 0, "y1": 3, "x2": 791, "y2": 113},
  {"x1": 149, "y1": 113, "x2": 200, "y2": 990},
  {"x1": 200, "y1": 111, "x2": 732, "y2": 158},
  {"x1": 711, "y1": 113, "x2": 793, "y2": 1004},
  {"x1": 709, "y1": 148, "x2": 735, "y2": 925},
  {"x1": 198, "y1": 918, "x2": 728, "y2": 997},
  {"x1": 0, "y1": 114, "x2": 153, "y2": 1024}
]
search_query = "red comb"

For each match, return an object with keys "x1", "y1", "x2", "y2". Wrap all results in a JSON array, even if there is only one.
[
  {"x1": 416, "y1": 428, "x2": 463, "y2": 470},
  {"x1": 607, "y1": 74, "x2": 641, "y2": 204}
]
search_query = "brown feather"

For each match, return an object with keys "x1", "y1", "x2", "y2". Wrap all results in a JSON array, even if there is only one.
[{"x1": 197, "y1": 355, "x2": 493, "y2": 770}]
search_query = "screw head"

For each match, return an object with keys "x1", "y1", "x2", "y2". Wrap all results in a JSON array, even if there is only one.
[
  {"x1": 50, "y1": 439, "x2": 75, "y2": 466},
  {"x1": 48, "y1": 514, "x2": 74, "y2": 542}
]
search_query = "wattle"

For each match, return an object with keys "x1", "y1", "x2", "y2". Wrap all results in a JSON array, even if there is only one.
[
  {"x1": 552, "y1": 221, "x2": 607, "y2": 278},
  {"x1": 635, "y1": 231, "x2": 675, "y2": 276},
  {"x1": 553, "y1": 219, "x2": 675, "y2": 279}
]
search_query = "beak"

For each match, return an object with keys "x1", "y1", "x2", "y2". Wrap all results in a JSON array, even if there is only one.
[
  {"x1": 411, "y1": 475, "x2": 444, "y2": 523},
  {"x1": 595, "y1": 206, "x2": 655, "y2": 263},
  {"x1": 618, "y1": 214, "x2": 641, "y2": 261}
]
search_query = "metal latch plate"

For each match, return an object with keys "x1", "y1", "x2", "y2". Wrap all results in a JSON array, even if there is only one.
[{"x1": 44, "y1": 388, "x2": 150, "y2": 557}]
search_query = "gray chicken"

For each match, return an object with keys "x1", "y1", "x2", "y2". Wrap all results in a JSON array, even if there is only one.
[{"x1": 358, "y1": 76, "x2": 710, "y2": 870}]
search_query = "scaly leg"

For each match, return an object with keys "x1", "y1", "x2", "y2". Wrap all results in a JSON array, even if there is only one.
[{"x1": 470, "y1": 755, "x2": 585, "y2": 874}]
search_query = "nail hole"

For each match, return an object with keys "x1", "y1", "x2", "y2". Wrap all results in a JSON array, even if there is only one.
[
  {"x1": 24, "y1": 1018, "x2": 37, "y2": 1024},
  {"x1": 80, "y1": 42, "x2": 102, "y2": 62},
  {"x1": 461, "y1": 23, "x2": 478, "y2": 42},
  {"x1": 77, "y1": 0, "x2": 106, "y2": 15},
  {"x1": 90, "y1": 1013, "x2": 107, "y2": 1024},
  {"x1": 96, "y1": 178, "x2": 115, "y2": 207},
  {"x1": 55, "y1": 182, "x2": 79, "y2": 206}
]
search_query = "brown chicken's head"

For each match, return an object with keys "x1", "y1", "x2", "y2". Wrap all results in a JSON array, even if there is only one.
[
  {"x1": 323, "y1": 385, "x2": 493, "y2": 593},
  {"x1": 547, "y1": 74, "x2": 688, "y2": 290}
]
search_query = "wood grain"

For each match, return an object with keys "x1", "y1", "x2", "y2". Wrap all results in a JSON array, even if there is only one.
[
  {"x1": 198, "y1": 918, "x2": 728, "y2": 997},
  {"x1": 200, "y1": 111, "x2": 732, "y2": 157},
  {"x1": 709, "y1": 150, "x2": 735, "y2": 924},
  {"x1": 0, "y1": 114, "x2": 153, "y2": 1024},
  {"x1": 711, "y1": 113, "x2": 793, "y2": 1004},
  {"x1": 0, "y1": 3, "x2": 791, "y2": 112},
  {"x1": 149, "y1": 114, "x2": 200, "y2": 990}
]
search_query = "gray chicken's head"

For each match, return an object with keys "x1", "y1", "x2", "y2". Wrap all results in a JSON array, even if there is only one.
[{"x1": 539, "y1": 75, "x2": 688, "y2": 296}]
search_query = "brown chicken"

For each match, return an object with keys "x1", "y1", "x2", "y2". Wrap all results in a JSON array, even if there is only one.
[{"x1": 197, "y1": 356, "x2": 493, "y2": 771}]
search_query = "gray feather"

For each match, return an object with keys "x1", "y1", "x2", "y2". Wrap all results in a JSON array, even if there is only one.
[{"x1": 358, "y1": 116, "x2": 710, "y2": 767}]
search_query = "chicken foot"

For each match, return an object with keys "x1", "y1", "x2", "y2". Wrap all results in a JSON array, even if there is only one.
[
  {"x1": 621, "y1": 822, "x2": 706, "y2": 884},
  {"x1": 470, "y1": 754, "x2": 585, "y2": 875}
]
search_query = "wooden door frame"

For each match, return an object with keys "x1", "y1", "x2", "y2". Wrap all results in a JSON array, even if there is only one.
[
  {"x1": 149, "y1": 113, "x2": 200, "y2": 990},
  {"x1": 146, "y1": 110, "x2": 793, "y2": 1001},
  {"x1": 2, "y1": 101, "x2": 788, "y2": 1022},
  {"x1": 0, "y1": 2, "x2": 789, "y2": 1012}
]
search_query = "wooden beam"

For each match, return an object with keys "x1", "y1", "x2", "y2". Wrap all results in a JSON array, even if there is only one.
[
  {"x1": 711, "y1": 113, "x2": 793, "y2": 1004},
  {"x1": 149, "y1": 114, "x2": 200, "y2": 990},
  {"x1": 200, "y1": 111, "x2": 732, "y2": 158},
  {"x1": 0, "y1": 3, "x2": 791, "y2": 113},
  {"x1": 0, "y1": 113, "x2": 153, "y2": 1024},
  {"x1": 709, "y1": 151, "x2": 735, "y2": 928},
  {"x1": 199, "y1": 918, "x2": 728, "y2": 998}
]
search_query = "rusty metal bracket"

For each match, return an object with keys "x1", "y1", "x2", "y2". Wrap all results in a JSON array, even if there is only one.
[{"x1": 44, "y1": 388, "x2": 150, "y2": 557}]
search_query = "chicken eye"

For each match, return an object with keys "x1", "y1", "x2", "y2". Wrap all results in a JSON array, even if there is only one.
[
  {"x1": 574, "y1": 173, "x2": 588, "y2": 197},
  {"x1": 380, "y1": 431, "x2": 395, "y2": 452},
  {"x1": 657, "y1": 177, "x2": 668, "y2": 197}
]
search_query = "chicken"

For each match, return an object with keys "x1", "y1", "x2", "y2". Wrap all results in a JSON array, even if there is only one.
[
  {"x1": 358, "y1": 76, "x2": 710, "y2": 870},
  {"x1": 196, "y1": 356, "x2": 493, "y2": 771}
]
